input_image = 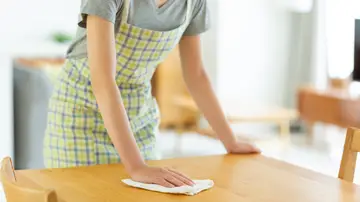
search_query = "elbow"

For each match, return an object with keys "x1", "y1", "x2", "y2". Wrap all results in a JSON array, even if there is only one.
[
  {"x1": 184, "y1": 67, "x2": 208, "y2": 84},
  {"x1": 90, "y1": 72, "x2": 116, "y2": 95},
  {"x1": 195, "y1": 68, "x2": 207, "y2": 78}
]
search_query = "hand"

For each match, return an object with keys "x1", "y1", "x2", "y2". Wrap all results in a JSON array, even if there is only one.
[
  {"x1": 225, "y1": 140, "x2": 261, "y2": 154},
  {"x1": 130, "y1": 165, "x2": 195, "y2": 188}
]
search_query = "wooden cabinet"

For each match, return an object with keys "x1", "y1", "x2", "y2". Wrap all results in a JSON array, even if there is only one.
[
  {"x1": 152, "y1": 47, "x2": 198, "y2": 128},
  {"x1": 297, "y1": 86, "x2": 360, "y2": 130}
]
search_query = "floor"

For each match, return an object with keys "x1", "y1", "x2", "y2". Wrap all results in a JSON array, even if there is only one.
[{"x1": 0, "y1": 124, "x2": 359, "y2": 201}]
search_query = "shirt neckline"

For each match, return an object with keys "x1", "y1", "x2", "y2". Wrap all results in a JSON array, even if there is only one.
[{"x1": 149, "y1": 0, "x2": 176, "y2": 13}]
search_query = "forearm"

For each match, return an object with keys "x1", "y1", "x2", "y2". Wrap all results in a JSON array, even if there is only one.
[
  {"x1": 91, "y1": 75, "x2": 145, "y2": 172},
  {"x1": 178, "y1": 36, "x2": 259, "y2": 154},
  {"x1": 184, "y1": 71, "x2": 236, "y2": 147},
  {"x1": 86, "y1": 14, "x2": 145, "y2": 173}
]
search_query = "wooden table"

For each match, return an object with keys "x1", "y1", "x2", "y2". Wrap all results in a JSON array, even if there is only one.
[{"x1": 15, "y1": 155, "x2": 360, "y2": 202}]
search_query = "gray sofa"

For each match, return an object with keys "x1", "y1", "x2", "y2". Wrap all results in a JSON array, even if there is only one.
[{"x1": 13, "y1": 59, "x2": 61, "y2": 169}]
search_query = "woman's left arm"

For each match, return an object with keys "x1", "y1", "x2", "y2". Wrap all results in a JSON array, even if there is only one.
[{"x1": 179, "y1": 35, "x2": 260, "y2": 154}]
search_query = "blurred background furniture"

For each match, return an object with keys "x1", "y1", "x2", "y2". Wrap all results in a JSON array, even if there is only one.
[
  {"x1": 297, "y1": 83, "x2": 360, "y2": 135},
  {"x1": 173, "y1": 95, "x2": 298, "y2": 138},
  {"x1": 338, "y1": 127, "x2": 360, "y2": 182},
  {"x1": 152, "y1": 47, "x2": 198, "y2": 129},
  {"x1": 13, "y1": 58, "x2": 63, "y2": 169},
  {"x1": 0, "y1": 157, "x2": 58, "y2": 202}
]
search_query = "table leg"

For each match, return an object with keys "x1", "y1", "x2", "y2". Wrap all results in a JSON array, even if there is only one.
[
  {"x1": 280, "y1": 121, "x2": 290, "y2": 138},
  {"x1": 174, "y1": 127, "x2": 184, "y2": 153},
  {"x1": 305, "y1": 121, "x2": 314, "y2": 137},
  {"x1": 305, "y1": 121, "x2": 315, "y2": 144}
]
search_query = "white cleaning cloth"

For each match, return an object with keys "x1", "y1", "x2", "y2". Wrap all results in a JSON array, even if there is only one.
[{"x1": 122, "y1": 179, "x2": 214, "y2": 196}]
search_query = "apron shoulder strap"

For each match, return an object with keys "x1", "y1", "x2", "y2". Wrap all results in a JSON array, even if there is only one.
[{"x1": 121, "y1": 0, "x2": 131, "y2": 23}]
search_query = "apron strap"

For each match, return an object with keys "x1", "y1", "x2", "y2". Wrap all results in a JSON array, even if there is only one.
[
  {"x1": 121, "y1": 0, "x2": 131, "y2": 23},
  {"x1": 184, "y1": 0, "x2": 192, "y2": 25}
]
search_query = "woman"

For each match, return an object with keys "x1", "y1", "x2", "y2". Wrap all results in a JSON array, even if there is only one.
[{"x1": 44, "y1": 0, "x2": 260, "y2": 188}]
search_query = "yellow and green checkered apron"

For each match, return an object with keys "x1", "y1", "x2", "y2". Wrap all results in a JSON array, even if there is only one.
[{"x1": 43, "y1": 0, "x2": 192, "y2": 168}]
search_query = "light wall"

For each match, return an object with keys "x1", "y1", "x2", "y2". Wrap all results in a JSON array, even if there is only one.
[
  {"x1": 326, "y1": 0, "x2": 358, "y2": 79},
  {"x1": 0, "y1": 0, "x2": 80, "y2": 160},
  {"x1": 198, "y1": 0, "x2": 292, "y2": 132},
  {"x1": 201, "y1": 0, "x2": 219, "y2": 89},
  {"x1": 216, "y1": 0, "x2": 291, "y2": 106},
  {"x1": 1, "y1": 0, "x2": 79, "y2": 43}
]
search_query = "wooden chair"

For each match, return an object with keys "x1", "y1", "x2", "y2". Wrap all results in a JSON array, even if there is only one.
[
  {"x1": 338, "y1": 128, "x2": 360, "y2": 182},
  {"x1": 0, "y1": 157, "x2": 58, "y2": 202},
  {"x1": 173, "y1": 95, "x2": 298, "y2": 138}
]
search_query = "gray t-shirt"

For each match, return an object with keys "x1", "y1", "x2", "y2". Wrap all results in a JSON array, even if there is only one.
[{"x1": 66, "y1": 0, "x2": 210, "y2": 59}]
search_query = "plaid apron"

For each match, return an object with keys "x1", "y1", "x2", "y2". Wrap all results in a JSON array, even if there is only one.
[{"x1": 43, "y1": 0, "x2": 192, "y2": 168}]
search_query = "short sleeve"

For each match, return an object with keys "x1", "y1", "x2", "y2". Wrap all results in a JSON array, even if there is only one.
[
  {"x1": 183, "y1": 0, "x2": 211, "y2": 36},
  {"x1": 78, "y1": 0, "x2": 123, "y2": 28}
]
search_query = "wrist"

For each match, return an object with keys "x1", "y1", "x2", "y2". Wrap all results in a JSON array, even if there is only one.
[
  {"x1": 219, "y1": 132, "x2": 237, "y2": 150},
  {"x1": 222, "y1": 138, "x2": 237, "y2": 150},
  {"x1": 219, "y1": 128, "x2": 237, "y2": 150},
  {"x1": 127, "y1": 161, "x2": 147, "y2": 175}
]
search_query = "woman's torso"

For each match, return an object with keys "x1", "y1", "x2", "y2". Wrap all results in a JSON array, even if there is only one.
[
  {"x1": 49, "y1": 0, "x2": 209, "y2": 131},
  {"x1": 67, "y1": 0, "x2": 209, "y2": 59}
]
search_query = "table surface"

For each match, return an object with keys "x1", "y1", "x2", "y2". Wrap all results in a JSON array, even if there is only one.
[{"x1": 16, "y1": 155, "x2": 360, "y2": 202}]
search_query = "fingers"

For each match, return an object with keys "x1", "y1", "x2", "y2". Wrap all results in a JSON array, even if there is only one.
[
  {"x1": 247, "y1": 143, "x2": 260, "y2": 153},
  {"x1": 253, "y1": 146, "x2": 261, "y2": 153},
  {"x1": 137, "y1": 167, "x2": 194, "y2": 188},
  {"x1": 165, "y1": 168, "x2": 194, "y2": 186},
  {"x1": 231, "y1": 142, "x2": 261, "y2": 154},
  {"x1": 164, "y1": 174, "x2": 186, "y2": 187},
  {"x1": 158, "y1": 179, "x2": 175, "y2": 188}
]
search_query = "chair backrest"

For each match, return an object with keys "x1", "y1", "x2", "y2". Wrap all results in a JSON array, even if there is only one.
[
  {"x1": 338, "y1": 128, "x2": 360, "y2": 182},
  {"x1": 0, "y1": 157, "x2": 58, "y2": 202}
]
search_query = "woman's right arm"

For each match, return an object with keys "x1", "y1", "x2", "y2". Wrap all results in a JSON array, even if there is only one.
[
  {"x1": 87, "y1": 15, "x2": 145, "y2": 174},
  {"x1": 86, "y1": 15, "x2": 194, "y2": 187}
]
